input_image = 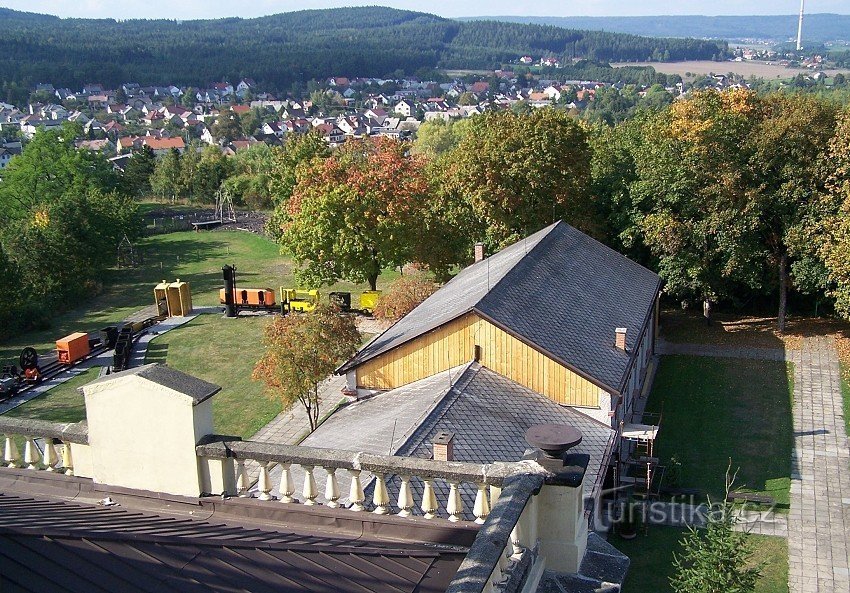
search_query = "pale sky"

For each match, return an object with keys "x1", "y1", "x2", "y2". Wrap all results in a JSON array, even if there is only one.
[{"x1": 1, "y1": 0, "x2": 849, "y2": 21}]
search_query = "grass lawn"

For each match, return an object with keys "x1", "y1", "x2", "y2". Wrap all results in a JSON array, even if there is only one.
[
  {"x1": 0, "y1": 230, "x2": 397, "y2": 365},
  {"x1": 645, "y1": 356, "x2": 794, "y2": 506},
  {"x1": 614, "y1": 526, "x2": 788, "y2": 593},
  {"x1": 145, "y1": 314, "x2": 279, "y2": 439}
]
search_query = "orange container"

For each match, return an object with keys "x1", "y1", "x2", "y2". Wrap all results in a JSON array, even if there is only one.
[
  {"x1": 220, "y1": 288, "x2": 276, "y2": 307},
  {"x1": 56, "y1": 332, "x2": 90, "y2": 365}
]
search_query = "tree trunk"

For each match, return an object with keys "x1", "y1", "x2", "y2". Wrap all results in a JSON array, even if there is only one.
[
  {"x1": 367, "y1": 272, "x2": 378, "y2": 292},
  {"x1": 778, "y1": 250, "x2": 788, "y2": 334},
  {"x1": 308, "y1": 383, "x2": 319, "y2": 433}
]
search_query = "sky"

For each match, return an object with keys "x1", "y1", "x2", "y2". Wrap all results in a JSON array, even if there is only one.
[{"x1": 2, "y1": 0, "x2": 849, "y2": 21}]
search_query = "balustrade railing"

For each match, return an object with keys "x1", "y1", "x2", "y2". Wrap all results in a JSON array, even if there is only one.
[
  {"x1": 197, "y1": 436, "x2": 547, "y2": 527},
  {"x1": 0, "y1": 417, "x2": 88, "y2": 476}
]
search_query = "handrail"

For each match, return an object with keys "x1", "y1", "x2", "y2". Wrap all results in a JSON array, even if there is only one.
[{"x1": 0, "y1": 417, "x2": 88, "y2": 444}]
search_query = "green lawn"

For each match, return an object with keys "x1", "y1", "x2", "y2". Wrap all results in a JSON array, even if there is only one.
[
  {"x1": 1, "y1": 229, "x2": 398, "y2": 438},
  {"x1": 645, "y1": 356, "x2": 794, "y2": 506},
  {"x1": 614, "y1": 526, "x2": 788, "y2": 593}
]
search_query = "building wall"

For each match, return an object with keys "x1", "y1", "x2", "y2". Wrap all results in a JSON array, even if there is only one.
[{"x1": 356, "y1": 312, "x2": 599, "y2": 408}]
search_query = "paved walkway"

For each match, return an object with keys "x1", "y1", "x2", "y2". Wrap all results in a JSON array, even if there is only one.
[{"x1": 788, "y1": 336, "x2": 850, "y2": 593}]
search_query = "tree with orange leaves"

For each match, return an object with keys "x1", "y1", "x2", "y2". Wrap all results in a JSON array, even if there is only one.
[
  {"x1": 280, "y1": 137, "x2": 458, "y2": 290},
  {"x1": 252, "y1": 304, "x2": 360, "y2": 433}
]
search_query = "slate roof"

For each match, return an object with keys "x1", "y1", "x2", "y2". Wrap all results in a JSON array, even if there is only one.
[
  {"x1": 340, "y1": 221, "x2": 661, "y2": 394},
  {"x1": 82, "y1": 363, "x2": 220, "y2": 405},
  {"x1": 286, "y1": 363, "x2": 615, "y2": 518},
  {"x1": 0, "y1": 492, "x2": 464, "y2": 593}
]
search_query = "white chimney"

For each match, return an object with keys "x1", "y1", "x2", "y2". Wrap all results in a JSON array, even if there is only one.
[{"x1": 615, "y1": 327, "x2": 627, "y2": 351}]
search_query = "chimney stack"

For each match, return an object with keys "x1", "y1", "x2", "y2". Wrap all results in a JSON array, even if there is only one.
[
  {"x1": 432, "y1": 431, "x2": 454, "y2": 461},
  {"x1": 614, "y1": 327, "x2": 627, "y2": 351},
  {"x1": 474, "y1": 242, "x2": 485, "y2": 263}
]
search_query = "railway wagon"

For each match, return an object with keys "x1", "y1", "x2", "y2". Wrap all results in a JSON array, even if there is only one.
[
  {"x1": 219, "y1": 288, "x2": 277, "y2": 308},
  {"x1": 56, "y1": 332, "x2": 90, "y2": 365}
]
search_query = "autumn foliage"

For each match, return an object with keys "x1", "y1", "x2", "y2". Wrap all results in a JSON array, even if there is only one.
[
  {"x1": 252, "y1": 305, "x2": 360, "y2": 432},
  {"x1": 372, "y1": 275, "x2": 440, "y2": 322}
]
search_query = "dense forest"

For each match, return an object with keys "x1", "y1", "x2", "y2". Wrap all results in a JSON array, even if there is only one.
[
  {"x1": 0, "y1": 7, "x2": 726, "y2": 91},
  {"x1": 471, "y1": 14, "x2": 850, "y2": 43}
]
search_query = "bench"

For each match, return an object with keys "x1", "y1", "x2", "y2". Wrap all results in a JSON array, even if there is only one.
[{"x1": 726, "y1": 492, "x2": 775, "y2": 506}]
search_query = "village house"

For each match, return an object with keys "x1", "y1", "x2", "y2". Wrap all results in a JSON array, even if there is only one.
[{"x1": 393, "y1": 98, "x2": 416, "y2": 117}]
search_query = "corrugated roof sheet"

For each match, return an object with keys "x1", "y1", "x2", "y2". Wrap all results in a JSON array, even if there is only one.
[
  {"x1": 339, "y1": 222, "x2": 660, "y2": 394},
  {"x1": 0, "y1": 493, "x2": 464, "y2": 593}
]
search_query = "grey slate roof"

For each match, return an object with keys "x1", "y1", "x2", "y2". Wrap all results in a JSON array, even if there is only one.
[
  {"x1": 286, "y1": 363, "x2": 614, "y2": 518},
  {"x1": 81, "y1": 363, "x2": 220, "y2": 405},
  {"x1": 339, "y1": 221, "x2": 661, "y2": 394}
]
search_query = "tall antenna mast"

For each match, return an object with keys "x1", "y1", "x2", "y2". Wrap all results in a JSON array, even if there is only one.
[{"x1": 796, "y1": 0, "x2": 805, "y2": 51}]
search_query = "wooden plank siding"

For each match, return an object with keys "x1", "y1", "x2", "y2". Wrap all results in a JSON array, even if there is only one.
[{"x1": 355, "y1": 312, "x2": 599, "y2": 408}]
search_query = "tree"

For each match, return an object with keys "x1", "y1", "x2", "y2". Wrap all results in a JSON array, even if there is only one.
[
  {"x1": 457, "y1": 91, "x2": 477, "y2": 106},
  {"x1": 150, "y1": 148, "x2": 182, "y2": 202},
  {"x1": 671, "y1": 466, "x2": 762, "y2": 593},
  {"x1": 440, "y1": 108, "x2": 595, "y2": 249},
  {"x1": 372, "y1": 274, "x2": 439, "y2": 321},
  {"x1": 280, "y1": 138, "x2": 438, "y2": 290},
  {"x1": 212, "y1": 108, "x2": 242, "y2": 143},
  {"x1": 252, "y1": 305, "x2": 360, "y2": 432},
  {"x1": 411, "y1": 118, "x2": 471, "y2": 158},
  {"x1": 744, "y1": 94, "x2": 839, "y2": 331},
  {"x1": 182, "y1": 88, "x2": 197, "y2": 108},
  {"x1": 240, "y1": 109, "x2": 261, "y2": 137},
  {"x1": 821, "y1": 107, "x2": 850, "y2": 318},
  {"x1": 122, "y1": 145, "x2": 156, "y2": 197}
]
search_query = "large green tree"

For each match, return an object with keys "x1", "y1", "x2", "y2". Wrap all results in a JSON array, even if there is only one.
[
  {"x1": 822, "y1": 107, "x2": 850, "y2": 318},
  {"x1": 280, "y1": 138, "x2": 455, "y2": 290},
  {"x1": 439, "y1": 108, "x2": 595, "y2": 249}
]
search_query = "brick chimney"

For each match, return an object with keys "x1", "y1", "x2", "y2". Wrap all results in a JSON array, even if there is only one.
[
  {"x1": 614, "y1": 327, "x2": 627, "y2": 351},
  {"x1": 432, "y1": 431, "x2": 454, "y2": 461},
  {"x1": 474, "y1": 242, "x2": 485, "y2": 263}
]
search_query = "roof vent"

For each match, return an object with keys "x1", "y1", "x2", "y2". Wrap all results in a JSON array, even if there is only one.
[
  {"x1": 614, "y1": 327, "x2": 627, "y2": 351},
  {"x1": 432, "y1": 431, "x2": 454, "y2": 462},
  {"x1": 524, "y1": 424, "x2": 582, "y2": 460}
]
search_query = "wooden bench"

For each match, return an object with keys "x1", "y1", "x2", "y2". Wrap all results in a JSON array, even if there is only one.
[{"x1": 726, "y1": 492, "x2": 775, "y2": 506}]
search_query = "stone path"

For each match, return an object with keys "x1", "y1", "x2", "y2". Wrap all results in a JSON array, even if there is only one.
[{"x1": 788, "y1": 336, "x2": 850, "y2": 593}]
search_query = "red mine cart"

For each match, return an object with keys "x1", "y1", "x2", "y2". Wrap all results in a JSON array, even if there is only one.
[{"x1": 56, "y1": 332, "x2": 90, "y2": 365}]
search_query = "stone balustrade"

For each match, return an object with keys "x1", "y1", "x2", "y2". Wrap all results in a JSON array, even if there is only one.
[
  {"x1": 0, "y1": 417, "x2": 88, "y2": 476},
  {"x1": 197, "y1": 436, "x2": 549, "y2": 525}
]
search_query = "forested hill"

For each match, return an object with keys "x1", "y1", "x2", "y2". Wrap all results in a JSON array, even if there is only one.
[
  {"x1": 462, "y1": 14, "x2": 850, "y2": 44},
  {"x1": 0, "y1": 6, "x2": 725, "y2": 90}
]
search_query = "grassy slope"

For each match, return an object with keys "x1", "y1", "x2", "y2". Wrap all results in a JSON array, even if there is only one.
[
  {"x1": 615, "y1": 526, "x2": 788, "y2": 593},
  {"x1": 644, "y1": 356, "x2": 794, "y2": 506},
  {"x1": 2, "y1": 230, "x2": 398, "y2": 438}
]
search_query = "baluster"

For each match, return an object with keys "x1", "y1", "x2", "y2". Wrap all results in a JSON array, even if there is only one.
[
  {"x1": 61, "y1": 441, "x2": 74, "y2": 476},
  {"x1": 279, "y1": 462, "x2": 295, "y2": 503},
  {"x1": 257, "y1": 462, "x2": 272, "y2": 501},
  {"x1": 324, "y1": 467, "x2": 340, "y2": 508},
  {"x1": 372, "y1": 474, "x2": 390, "y2": 515},
  {"x1": 348, "y1": 469, "x2": 365, "y2": 511},
  {"x1": 397, "y1": 475, "x2": 414, "y2": 517},
  {"x1": 42, "y1": 438, "x2": 59, "y2": 471},
  {"x1": 235, "y1": 458, "x2": 250, "y2": 497},
  {"x1": 473, "y1": 482, "x2": 490, "y2": 524},
  {"x1": 446, "y1": 481, "x2": 463, "y2": 522},
  {"x1": 4, "y1": 436, "x2": 19, "y2": 468},
  {"x1": 302, "y1": 465, "x2": 318, "y2": 505},
  {"x1": 23, "y1": 437, "x2": 40, "y2": 470},
  {"x1": 421, "y1": 477, "x2": 438, "y2": 519},
  {"x1": 510, "y1": 523, "x2": 524, "y2": 558}
]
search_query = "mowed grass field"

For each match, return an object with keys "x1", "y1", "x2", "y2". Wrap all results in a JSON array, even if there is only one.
[
  {"x1": 644, "y1": 355, "x2": 794, "y2": 506},
  {"x1": 610, "y1": 59, "x2": 843, "y2": 79},
  {"x1": 615, "y1": 526, "x2": 788, "y2": 593},
  {"x1": 1, "y1": 230, "x2": 399, "y2": 437}
]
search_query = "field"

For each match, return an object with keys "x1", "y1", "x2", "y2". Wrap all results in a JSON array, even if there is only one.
[
  {"x1": 644, "y1": 355, "x2": 794, "y2": 506},
  {"x1": 615, "y1": 526, "x2": 788, "y2": 593},
  {"x1": 1, "y1": 230, "x2": 399, "y2": 437},
  {"x1": 610, "y1": 60, "x2": 843, "y2": 79}
]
